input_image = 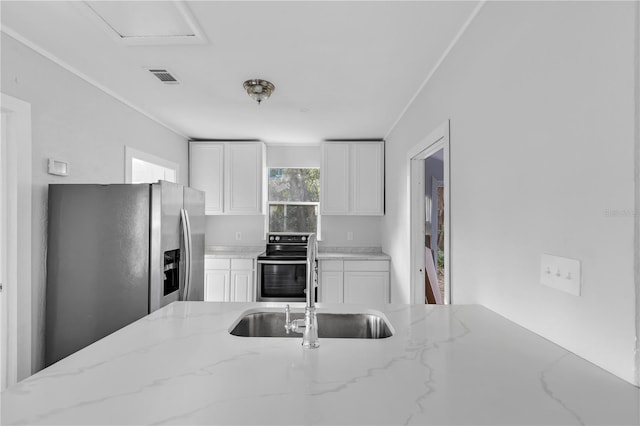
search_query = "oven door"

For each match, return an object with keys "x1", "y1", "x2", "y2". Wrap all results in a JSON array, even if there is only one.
[{"x1": 257, "y1": 260, "x2": 308, "y2": 302}]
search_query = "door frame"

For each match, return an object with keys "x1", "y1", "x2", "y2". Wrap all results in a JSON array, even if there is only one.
[
  {"x1": 1, "y1": 108, "x2": 7, "y2": 389},
  {"x1": 408, "y1": 120, "x2": 450, "y2": 305},
  {"x1": 1, "y1": 93, "x2": 33, "y2": 387}
]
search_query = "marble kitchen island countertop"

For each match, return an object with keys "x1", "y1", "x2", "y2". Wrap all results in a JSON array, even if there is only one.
[{"x1": 2, "y1": 302, "x2": 638, "y2": 425}]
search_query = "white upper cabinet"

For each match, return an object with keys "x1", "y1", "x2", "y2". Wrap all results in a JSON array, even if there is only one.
[
  {"x1": 190, "y1": 141, "x2": 265, "y2": 215},
  {"x1": 190, "y1": 143, "x2": 224, "y2": 214},
  {"x1": 351, "y1": 142, "x2": 384, "y2": 214},
  {"x1": 226, "y1": 143, "x2": 263, "y2": 214},
  {"x1": 321, "y1": 141, "x2": 384, "y2": 215},
  {"x1": 321, "y1": 143, "x2": 350, "y2": 214}
]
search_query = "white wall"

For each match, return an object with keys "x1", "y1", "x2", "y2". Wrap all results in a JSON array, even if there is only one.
[
  {"x1": 267, "y1": 145, "x2": 321, "y2": 169},
  {"x1": 382, "y1": 2, "x2": 638, "y2": 385},
  {"x1": 1, "y1": 33, "x2": 189, "y2": 374},
  {"x1": 205, "y1": 215, "x2": 266, "y2": 247},
  {"x1": 319, "y1": 216, "x2": 383, "y2": 248},
  {"x1": 204, "y1": 143, "x2": 383, "y2": 248}
]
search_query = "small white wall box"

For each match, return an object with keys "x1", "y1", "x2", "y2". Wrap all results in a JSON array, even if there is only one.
[{"x1": 48, "y1": 159, "x2": 69, "y2": 176}]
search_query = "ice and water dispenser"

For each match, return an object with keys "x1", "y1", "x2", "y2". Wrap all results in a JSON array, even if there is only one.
[{"x1": 163, "y1": 249, "x2": 180, "y2": 296}]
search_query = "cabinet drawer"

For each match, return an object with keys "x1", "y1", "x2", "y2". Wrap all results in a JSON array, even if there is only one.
[
  {"x1": 231, "y1": 258, "x2": 253, "y2": 270},
  {"x1": 320, "y1": 260, "x2": 343, "y2": 271},
  {"x1": 344, "y1": 260, "x2": 389, "y2": 272},
  {"x1": 205, "y1": 258, "x2": 231, "y2": 270}
]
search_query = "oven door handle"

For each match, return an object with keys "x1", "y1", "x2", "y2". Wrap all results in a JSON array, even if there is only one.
[{"x1": 258, "y1": 260, "x2": 308, "y2": 265}]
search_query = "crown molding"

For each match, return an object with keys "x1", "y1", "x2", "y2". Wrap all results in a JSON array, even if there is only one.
[
  {"x1": 1, "y1": 25, "x2": 187, "y2": 139},
  {"x1": 384, "y1": 1, "x2": 486, "y2": 140}
]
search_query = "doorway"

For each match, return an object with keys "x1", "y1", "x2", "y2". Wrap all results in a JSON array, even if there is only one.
[
  {"x1": 409, "y1": 120, "x2": 450, "y2": 305},
  {"x1": 425, "y1": 153, "x2": 445, "y2": 303}
]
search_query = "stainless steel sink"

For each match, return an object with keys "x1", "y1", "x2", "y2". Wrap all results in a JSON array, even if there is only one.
[{"x1": 229, "y1": 311, "x2": 393, "y2": 339}]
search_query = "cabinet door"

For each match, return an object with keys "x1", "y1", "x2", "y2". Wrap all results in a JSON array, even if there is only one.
[
  {"x1": 226, "y1": 143, "x2": 263, "y2": 214},
  {"x1": 351, "y1": 142, "x2": 384, "y2": 215},
  {"x1": 321, "y1": 143, "x2": 350, "y2": 215},
  {"x1": 230, "y1": 270, "x2": 253, "y2": 302},
  {"x1": 204, "y1": 269, "x2": 230, "y2": 302},
  {"x1": 190, "y1": 143, "x2": 224, "y2": 215},
  {"x1": 344, "y1": 271, "x2": 389, "y2": 305},
  {"x1": 320, "y1": 271, "x2": 344, "y2": 303}
]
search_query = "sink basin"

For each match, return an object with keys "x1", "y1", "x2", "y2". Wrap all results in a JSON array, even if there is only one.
[{"x1": 229, "y1": 310, "x2": 393, "y2": 339}]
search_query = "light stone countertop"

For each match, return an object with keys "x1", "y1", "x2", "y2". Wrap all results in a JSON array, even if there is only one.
[
  {"x1": 317, "y1": 247, "x2": 390, "y2": 260},
  {"x1": 204, "y1": 246, "x2": 390, "y2": 261},
  {"x1": 205, "y1": 246, "x2": 264, "y2": 259},
  {"x1": 2, "y1": 302, "x2": 638, "y2": 425},
  {"x1": 317, "y1": 252, "x2": 390, "y2": 260}
]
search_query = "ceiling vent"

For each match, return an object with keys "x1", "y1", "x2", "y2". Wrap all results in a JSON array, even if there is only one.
[{"x1": 148, "y1": 69, "x2": 179, "y2": 85}]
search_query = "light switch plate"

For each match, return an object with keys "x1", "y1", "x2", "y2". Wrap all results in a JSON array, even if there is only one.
[{"x1": 540, "y1": 254, "x2": 581, "y2": 296}]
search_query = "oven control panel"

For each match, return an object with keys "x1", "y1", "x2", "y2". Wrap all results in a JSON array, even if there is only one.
[{"x1": 267, "y1": 234, "x2": 310, "y2": 244}]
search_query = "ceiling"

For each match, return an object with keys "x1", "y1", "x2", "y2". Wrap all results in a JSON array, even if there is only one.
[{"x1": 1, "y1": 1, "x2": 479, "y2": 144}]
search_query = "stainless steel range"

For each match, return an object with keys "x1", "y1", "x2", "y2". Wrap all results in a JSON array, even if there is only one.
[{"x1": 257, "y1": 233, "x2": 317, "y2": 302}]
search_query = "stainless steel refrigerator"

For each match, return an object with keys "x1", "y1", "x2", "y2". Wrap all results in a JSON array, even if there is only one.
[{"x1": 45, "y1": 181, "x2": 205, "y2": 366}]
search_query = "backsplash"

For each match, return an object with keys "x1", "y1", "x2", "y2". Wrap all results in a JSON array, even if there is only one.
[
  {"x1": 204, "y1": 215, "x2": 383, "y2": 247},
  {"x1": 204, "y1": 215, "x2": 266, "y2": 246}
]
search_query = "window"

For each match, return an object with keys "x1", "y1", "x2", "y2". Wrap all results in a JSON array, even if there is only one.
[
  {"x1": 268, "y1": 168, "x2": 320, "y2": 234},
  {"x1": 125, "y1": 146, "x2": 178, "y2": 184}
]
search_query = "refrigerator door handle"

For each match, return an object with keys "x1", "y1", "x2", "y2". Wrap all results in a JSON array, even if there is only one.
[
  {"x1": 185, "y1": 209, "x2": 193, "y2": 300},
  {"x1": 180, "y1": 208, "x2": 193, "y2": 301}
]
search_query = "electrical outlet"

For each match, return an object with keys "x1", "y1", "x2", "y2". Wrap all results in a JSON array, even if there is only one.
[
  {"x1": 347, "y1": 231, "x2": 353, "y2": 241},
  {"x1": 235, "y1": 232, "x2": 242, "y2": 241},
  {"x1": 540, "y1": 254, "x2": 581, "y2": 296}
]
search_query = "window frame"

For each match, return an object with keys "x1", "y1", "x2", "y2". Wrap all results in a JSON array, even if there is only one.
[
  {"x1": 265, "y1": 167, "x2": 321, "y2": 239},
  {"x1": 125, "y1": 146, "x2": 179, "y2": 184}
]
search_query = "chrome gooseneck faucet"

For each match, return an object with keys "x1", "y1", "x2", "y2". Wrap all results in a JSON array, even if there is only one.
[{"x1": 284, "y1": 233, "x2": 319, "y2": 348}]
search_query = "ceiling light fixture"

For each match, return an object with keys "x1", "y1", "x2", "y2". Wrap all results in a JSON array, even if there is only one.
[{"x1": 243, "y1": 79, "x2": 275, "y2": 105}]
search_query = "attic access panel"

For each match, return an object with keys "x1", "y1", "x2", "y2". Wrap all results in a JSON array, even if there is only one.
[{"x1": 78, "y1": 1, "x2": 206, "y2": 45}]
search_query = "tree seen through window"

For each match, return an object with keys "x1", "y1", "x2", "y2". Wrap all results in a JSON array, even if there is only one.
[{"x1": 268, "y1": 168, "x2": 319, "y2": 233}]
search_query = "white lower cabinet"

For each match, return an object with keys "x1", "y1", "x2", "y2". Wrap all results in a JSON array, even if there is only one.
[
  {"x1": 343, "y1": 271, "x2": 389, "y2": 305},
  {"x1": 319, "y1": 259, "x2": 389, "y2": 304},
  {"x1": 319, "y1": 261, "x2": 344, "y2": 303},
  {"x1": 205, "y1": 268, "x2": 230, "y2": 302},
  {"x1": 230, "y1": 271, "x2": 252, "y2": 301},
  {"x1": 205, "y1": 258, "x2": 255, "y2": 302}
]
